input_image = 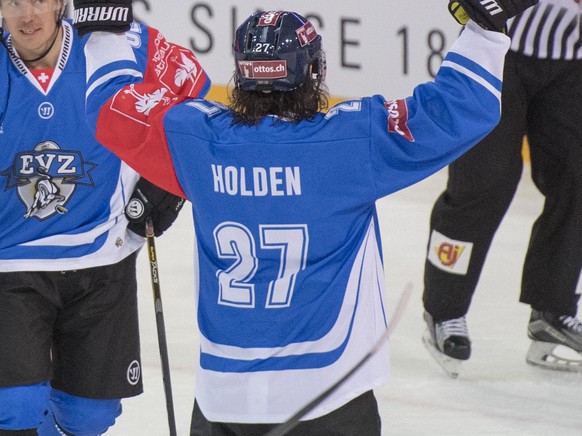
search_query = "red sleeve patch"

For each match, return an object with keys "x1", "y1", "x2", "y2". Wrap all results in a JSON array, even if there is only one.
[
  {"x1": 109, "y1": 83, "x2": 179, "y2": 127},
  {"x1": 145, "y1": 28, "x2": 208, "y2": 99},
  {"x1": 385, "y1": 99, "x2": 415, "y2": 142}
]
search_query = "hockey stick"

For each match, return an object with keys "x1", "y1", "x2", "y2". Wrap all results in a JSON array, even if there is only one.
[
  {"x1": 145, "y1": 217, "x2": 178, "y2": 436},
  {"x1": 264, "y1": 282, "x2": 413, "y2": 436}
]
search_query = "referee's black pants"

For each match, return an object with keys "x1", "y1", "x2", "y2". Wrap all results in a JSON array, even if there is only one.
[{"x1": 424, "y1": 50, "x2": 582, "y2": 319}]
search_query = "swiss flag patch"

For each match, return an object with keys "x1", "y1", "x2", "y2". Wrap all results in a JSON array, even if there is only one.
[{"x1": 385, "y1": 99, "x2": 414, "y2": 142}]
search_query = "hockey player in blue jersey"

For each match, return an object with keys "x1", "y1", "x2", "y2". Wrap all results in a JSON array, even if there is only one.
[
  {"x1": 0, "y1": 0, "x2": 209, "y2": 435},
  {"x1": 73, "y1": 0, "x2": 536, "y2": 434}
]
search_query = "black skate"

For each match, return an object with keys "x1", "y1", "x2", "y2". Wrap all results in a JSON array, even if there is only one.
[
  {"x1": 422, "y1": 312, "x2": 471, "y2": 378},
  {"x1": 526, "y1": 310, "x2": 582, "y2": 372}
]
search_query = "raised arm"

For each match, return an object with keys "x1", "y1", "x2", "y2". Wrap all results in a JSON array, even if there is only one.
[{"x1": 76, "y1": 0, "x2": 210, "y2": 197}]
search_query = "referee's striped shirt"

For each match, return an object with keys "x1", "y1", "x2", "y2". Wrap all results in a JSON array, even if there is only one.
[{"x1": 507, "y1": 0, "x2": 582, "y2": 59}]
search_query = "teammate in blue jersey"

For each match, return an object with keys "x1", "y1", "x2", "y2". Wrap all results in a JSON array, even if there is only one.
[
  {"x1": 73, "y1": 0, "x2": 536, "y2": 434},
  {"x1": 0, "y1": 0, "x2": 209, "y2": 435}
]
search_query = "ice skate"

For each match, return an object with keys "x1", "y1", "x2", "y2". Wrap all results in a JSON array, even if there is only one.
[
  {"x1": 526, "y1": 310, "x2": 582, "y2": 373},
  {"x1": 422, "y1": 312, "x2": 471, "y2": 378}
]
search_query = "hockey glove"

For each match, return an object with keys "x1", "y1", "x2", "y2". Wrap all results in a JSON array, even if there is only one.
[
  {"x1": 73, "y1": 0, "x2": 133, "y2": 38},
  {"x1": 125, "y1": 178, "x2": 186, "y2": 238},
  {"x1": 448, "y1": 0, "x2": 539, "y2": 32}
]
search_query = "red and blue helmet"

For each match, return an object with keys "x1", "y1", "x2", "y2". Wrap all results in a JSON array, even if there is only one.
[{"x1": 233, "y1": 11, "x2": 326, "y2": 92}]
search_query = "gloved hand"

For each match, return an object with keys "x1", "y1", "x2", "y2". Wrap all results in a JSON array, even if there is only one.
[
  {"x1": 448, "y1": 0, "x2": 539, "y2": 32},
  {"x1": 73, "y1": 0, "x2": 133, "y2": 38},
  {"x1": 125, "y1": 178, "x2": 186, "y2": 238}
]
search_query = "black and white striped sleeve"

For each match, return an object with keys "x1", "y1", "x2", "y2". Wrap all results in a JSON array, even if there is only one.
[{"x1": 507, "y1": 0, "x2": 582, "y2": 60}]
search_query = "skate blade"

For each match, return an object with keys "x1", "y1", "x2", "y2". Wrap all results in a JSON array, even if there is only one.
[
  {"x1": 422, "y1": 330, "x2": 463, "y2": 378},
  {"x1": 526, "y1": 341, "x2": 582, "y2": 373}
]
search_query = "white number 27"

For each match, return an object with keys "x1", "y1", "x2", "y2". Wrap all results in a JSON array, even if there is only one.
[{"x1": 213, "y1": 222, "x2": 309, "y2": 309}]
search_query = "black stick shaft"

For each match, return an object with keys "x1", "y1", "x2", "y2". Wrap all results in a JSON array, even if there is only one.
[{"x1": 146, "y1": 217, "x2": 178, "y2": 436}]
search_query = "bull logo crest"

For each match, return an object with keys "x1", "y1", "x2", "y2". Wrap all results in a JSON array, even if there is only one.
[
  {"x1": 1, "y1": 141, "x2": 96, "y2": 220},
  {"x1": 24, "y1": 166, "x2": 67, "y2": 218}
]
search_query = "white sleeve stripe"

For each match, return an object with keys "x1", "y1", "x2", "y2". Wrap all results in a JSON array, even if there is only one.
[
  {"x1": 441, "y1": 60, "x2": 502, "y2": 102},
  {"x1": 86, "y1": 69, "x2": 143, "y2": 99}
]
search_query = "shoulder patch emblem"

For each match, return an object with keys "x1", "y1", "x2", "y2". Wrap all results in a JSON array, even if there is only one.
[{"x1": 385, "y1": 99, "x2": 415, "y2": 142}]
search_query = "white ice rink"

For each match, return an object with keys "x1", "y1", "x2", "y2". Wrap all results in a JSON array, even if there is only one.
[{"x1": 109, "y1": 167, "x2": 582, "y2": 435}]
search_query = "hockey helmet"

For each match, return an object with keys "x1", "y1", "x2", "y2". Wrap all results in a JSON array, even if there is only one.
[{"x1": 233, "y1": 11, "x2": 326, "y2": 92}]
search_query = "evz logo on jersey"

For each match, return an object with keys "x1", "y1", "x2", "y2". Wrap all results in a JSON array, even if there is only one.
[
  {"x1": 0, "y1": 141, "x2": 96, "y2": 220},
  {"x1": 385, "y1": 99, "x2": 415, "y2": 142}
]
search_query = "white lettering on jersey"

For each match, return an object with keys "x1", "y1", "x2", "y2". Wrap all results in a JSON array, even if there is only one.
[{"x1": 211, "y1": 164, "x2": 301, "y2": 197}]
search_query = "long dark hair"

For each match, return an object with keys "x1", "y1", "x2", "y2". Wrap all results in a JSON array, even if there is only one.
[{"x1": 229, "y1": 75, "x2": 329, "y2": 126}]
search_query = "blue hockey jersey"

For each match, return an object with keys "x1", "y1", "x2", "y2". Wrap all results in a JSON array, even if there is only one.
[
  {"x1": 84, "y1": 21, "x2": 510, "y2": 422},
  {"x1": 0, "y1": 21, "x2": 209, "y2": 271}
]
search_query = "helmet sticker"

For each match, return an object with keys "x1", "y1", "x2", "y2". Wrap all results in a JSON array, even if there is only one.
[
  {"x1": 258, "y1": 11, "x2": 283, "y2": 26},
  {"x1": 296, "y1": 22, "x2": 318, "y2": 47},
  {"x1": 238, "y1": 60, "x2": 288, "y2": 79}
]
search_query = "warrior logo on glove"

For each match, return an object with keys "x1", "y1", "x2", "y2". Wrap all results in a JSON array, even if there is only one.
[
  {"x1": 73, "y1": 0, "x2": 133, "y2": 37},
  {"x1": 448, "y1": 0, "x2": 539, "y2": 32},
  {"x1": 74, "y1": 5, "x2": 129, "y2": 24},
  {"x1": 125, "y1": 178, "x2": 186, "y2": 238},
  {"x1": 126, "y1": 196, "x2": 146, "y2": 221}
]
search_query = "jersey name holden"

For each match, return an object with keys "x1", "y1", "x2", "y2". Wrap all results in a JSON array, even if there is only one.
[{"x1": 211, "y1": 164, "x2": 301, "y2": 196}]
